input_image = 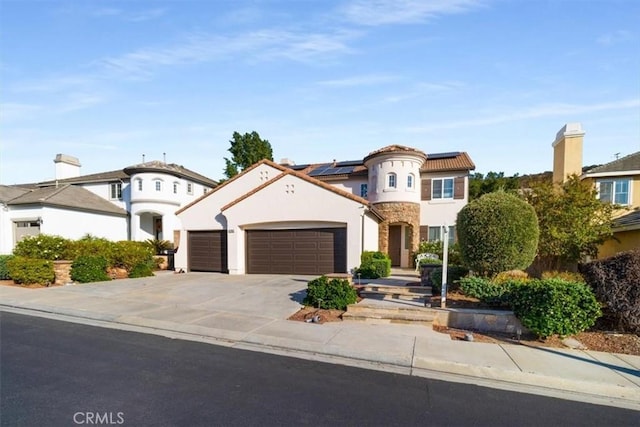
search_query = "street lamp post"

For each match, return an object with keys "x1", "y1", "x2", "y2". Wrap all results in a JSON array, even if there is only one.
[{"x1": 441, "y1": 224, "x2": 449, "y2": 308}]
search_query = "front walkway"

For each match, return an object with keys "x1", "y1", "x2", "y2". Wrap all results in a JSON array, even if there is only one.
[{"x1": 0, "y1": 271, "x2": 639, "y2": 410}]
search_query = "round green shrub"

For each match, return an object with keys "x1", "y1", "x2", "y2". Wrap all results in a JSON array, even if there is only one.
[
  {"x1": 356, "y1": 251, "x2": 391, "y2": 279},
  {"x1": 303, "y1": 276, "x2": 357, "y2": 310},
  {"x1": 66, "y1": 236, "x2": 116, "y2": 264},
  {"x1": 510, "y1": 279, "x2": 601, "y2": 338},
  {"x1": 128, "y1": 263, "x2": 155, "y2": 278},
  {"x1": 112, "y1": 241, "x2": 154, "y2": 271},
  {"x1": 457, "y1": 191, "x2": 539, "y2": 276},
  {"x1": 71, "y1": 256, "x2": 111, "y2": 283},
  {"x1": 6, "y1": 256, "x2": 55, "y2": 286}
]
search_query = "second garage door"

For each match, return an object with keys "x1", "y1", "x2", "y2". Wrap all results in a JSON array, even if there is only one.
[
  {"x1": 246, "y1": 228, "x2": 346, "y2": 275},
  {"x1": 188, "y1": 230, "x2": 227, "y2": 272}
]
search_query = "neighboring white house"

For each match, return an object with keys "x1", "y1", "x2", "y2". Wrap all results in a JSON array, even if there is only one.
[
  {"x1": 175, "y1": 145, "x2": 475, "y2": 275},
  {"x1": 0, "y1": 154, "x2": 218, "y2": 254}
]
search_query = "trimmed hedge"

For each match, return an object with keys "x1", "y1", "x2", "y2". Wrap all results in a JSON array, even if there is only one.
[
  {"x1": 71, "y1": 256, "x2": 111, "y2": 283},
  {"x1": 111, "y1": 241, "x2": 155, "y2": 271},
  {"x1": 0, "y1": 255, "x2": 14, "y2": 280},
  {"x1": 303, "y1": 276, "x2": 357, "y2": 310},
  {"x1": 356, "y1": 251, "x2": 391, "y2": 279},
  {"x1": 6, "y1": 256, "x2": 55, "y2": 286},
  {"x1": 579, "y1": 249, "x2": 640, "y2": 333},
  {"x1": 430, "y1": 265, "x2": 469, "y2": 294},
  {"x1": 457, "y1": 191, "x2": 539, "y2": 276},
  {"x1": 510, "y1": 279, "x2": 601, "y2": 338},
  {"x1": 459, "y1": 276, "x2": 515, "y2": 306}
]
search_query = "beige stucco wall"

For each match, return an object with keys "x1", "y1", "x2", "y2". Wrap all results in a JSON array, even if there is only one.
[{"x1": 598, "y1": 229, "x2": 640, "y2": 259}]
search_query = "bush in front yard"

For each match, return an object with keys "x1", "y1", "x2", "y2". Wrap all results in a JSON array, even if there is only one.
[
  {"x1": 510, "y1": 279, "x2": 601, "y2": 338},
  {"x1": 457, "y1": 191, "x2": 539, "y2": 276},
  {"x1": 128, "y1": 263, "x2": 155, "y2": 278},
  {"x1": 6, "y1": 256, "x2": 55, "y2": 286},
  {"x1": 355, "y1": 251, "x2": 391, "y2": 279},
  {"x1": 70, "y1": 256, "x2": 111, "y2": 283},
  {"x1": 459, "y1": 276, "x2": 514, "y2": 306},
  {"x1": 0, "y1": 255, "x2": 15, "y2": 280},
  {"x1": 578, "y1": 249, "x2": 640, "y2": 333},
  {"x1": 13, "y1": 234, "x2": 70, "y2": 260},
  {"x1": 303, "y1": 276, "x2": 357, "y2": 310},
  {"x1": 111, "y1": 241, "x2": 154, "y2": 271},
  {"x1": 430, "y1": 265, "x2": 469, "y2": 294}
]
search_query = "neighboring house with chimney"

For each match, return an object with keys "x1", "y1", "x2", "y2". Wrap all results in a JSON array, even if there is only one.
[
  {"x1": 0, "y1": 154, "x2": 217, "y2": 255},
  {"x1": 552, "y1": 123, "x2": 640, "y2": 258},
  {"x1": 175, "y1": 145, "x2": 475, "y2": 275}
]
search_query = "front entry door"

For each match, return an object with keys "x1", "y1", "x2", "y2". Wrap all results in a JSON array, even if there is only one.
[{"x1": 389, "y1": 225, "x2": 402, "y2": 267}]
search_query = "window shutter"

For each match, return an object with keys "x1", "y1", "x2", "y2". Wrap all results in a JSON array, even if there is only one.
[
  {"x1": 421, "y1": 179, "x2": 432, "y2": 201},
  {"x1": 453, "y1": 177, "x2": 465, "y2": 199},
  {"x1": 419, "y1": 226, "x2": 429, "y2": 242}
]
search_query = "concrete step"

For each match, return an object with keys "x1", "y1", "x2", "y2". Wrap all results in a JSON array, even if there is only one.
[
  {"x1": 343, "y1": 303, "x2": 438, "y2": 325},
  {"x1": 356, "y1": 284, "x2": 432, "y2": 295},
  {"x1": 358, "y1": 291, "x2": 430, "y2": 303}
]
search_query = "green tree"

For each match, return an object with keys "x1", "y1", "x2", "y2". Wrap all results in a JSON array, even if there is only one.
[
  {"x1": 457, "y1": 191, "x2": 539, "y2": 276},
  {"x1": 468, "y1": 171, "x2": 520, "y2": 200},
  {"x1": 523, "y1": 174, "x2": 614, "y2": 270},
  {"x1": 223, "y1": 131, "x2": 273, "y2": 178}
]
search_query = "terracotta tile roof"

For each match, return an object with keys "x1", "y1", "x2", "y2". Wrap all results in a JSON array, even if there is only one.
[
  {"x1": 7, "y1": 185, "x2": 127, "y2": 216},
  {"x1": 583, "y1": 151, "x2": 640, "y2": 176},
  {"x1": 363, "y1": 144, "x2": 427, "y2": 163},
  {"x1": 176, "y1": 159, "x2": 287, "y2": 215},
  {"x1": 421, "y1": 152, "x2": 475, "y2": 172}
]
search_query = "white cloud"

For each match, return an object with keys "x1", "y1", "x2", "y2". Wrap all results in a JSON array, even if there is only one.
[
  {"x1": 405, "y1": 99, "x2": 640, "y2": 133},
  {"x1": 342, "y1": 0, "x2": 485, "y2": 26},
  {"x1": 99, "y1": 29, "x2": 358, "y2": 78}
]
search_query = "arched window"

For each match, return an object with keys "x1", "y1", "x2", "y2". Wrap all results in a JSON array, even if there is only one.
[
  {"x1": 407, "y1": 174, "x2": 414, "y2": 189},
  {"x1": 387, "y1": 173, "x2": 397, "y2": 189},
  {"x1": 136, "y1": 179, "x2": 143, "y2": 191},
  {"x1": 173, "y1": 182, "x2": 179, "y2": 194},
  {"x1": 153, "y1": 179, "x2": 163, "y2": 192}
]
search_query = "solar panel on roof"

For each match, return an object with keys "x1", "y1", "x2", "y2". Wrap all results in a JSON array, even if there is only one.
[
  {"x1": 335, "y1": 160, "x2": 362, "y2": 167},
  {"x1": 427, "y1": 152, "x2": 460, "y2": 160}
]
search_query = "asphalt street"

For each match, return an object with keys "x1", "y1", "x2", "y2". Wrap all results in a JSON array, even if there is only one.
[{"x1": 1, "y1": 312, "x2": 638, "y2": 426}]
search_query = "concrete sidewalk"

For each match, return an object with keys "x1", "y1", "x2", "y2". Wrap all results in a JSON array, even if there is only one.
[{"x1": 1, "y1": 272, "x2": 638, "y2": 411}]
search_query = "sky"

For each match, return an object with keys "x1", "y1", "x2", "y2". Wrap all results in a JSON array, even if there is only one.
[{"x1": 1, "y1": 0, "x2": 639, "y2": 184}]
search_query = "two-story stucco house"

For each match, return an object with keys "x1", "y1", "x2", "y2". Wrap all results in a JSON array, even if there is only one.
[
  {"x1": 552, "y1": 123, "x2": 640, "y2": 258},
  {"x1": 0, "y1": 154, "x2": 217, "y2": 254},
  {"x1": 175, "y1": 145, "x2": 475, "y2": 275}
]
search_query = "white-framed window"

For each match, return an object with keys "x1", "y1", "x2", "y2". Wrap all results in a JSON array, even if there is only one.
[
  {"x1": 598, "y1": 179, "x2": 630, "y2": 205},
  {"x1": 110, "y1": 182, "x2": 122, "y2": 200},
  {"x1": 203, "y1": 188, "x2": 208, "y2": 195},
  {"x1": 432, "y1": 178, "x2": 454, "y2": 199},
  {"x1": 154, "y1": 180, "x2": 163, "y2": 192},
  {"x1": 360, "y1": 183, "x2": 368, "y2": 198},
  {"x1": 136, "y1": 179, "x2": 143, "y2": 191},
  {"x1": 428, "y1": 225, "x2": 456, "y2": 244},
  {"x1": 407, "y1": 174, "x2": 414, "y2": 189},
  {"x1": 187, "y1": 182, "x2": 193, "y2": 195},
  {"x1": 173, "y1": 182, "x2": 179, "y2": 194},
  {"x1": 387, "y1": 173, "x2": 397, "y2": 189}
]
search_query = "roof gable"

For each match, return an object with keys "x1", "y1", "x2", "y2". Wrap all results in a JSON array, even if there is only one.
[{"x1": 176, "y1": 159, "x2": 287, "y2": 215}]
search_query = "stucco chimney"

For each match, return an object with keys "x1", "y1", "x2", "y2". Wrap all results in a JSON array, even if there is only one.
[
  {"x1": 552, "y1": 123, "x2": 584, "y2": 183},
  {"x1": 279, "y1": 158, "x2": 295, "y2": 166},
  {"x1": 54, "y1": 154, "x2": 81, "y2": 180}
]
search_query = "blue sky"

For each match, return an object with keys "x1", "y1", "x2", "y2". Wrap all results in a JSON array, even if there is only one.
[{"x1": 1, "y1": 0, "x2": 639, "y2": 184}]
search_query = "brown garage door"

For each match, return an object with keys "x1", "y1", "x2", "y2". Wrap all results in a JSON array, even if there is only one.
[
  {"x1": 188, "y1": 231, "x2": 227, "y2": 272},
  {"x1": 246, "y1": 228, "x2": 346, "y2": 275}
]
